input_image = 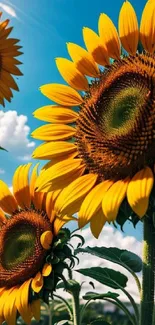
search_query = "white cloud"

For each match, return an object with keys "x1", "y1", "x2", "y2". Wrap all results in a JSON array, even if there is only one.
[
  {"x1": 0, "y1": 2, "x2": 17, "y2": 17},
  {"x1": 0, "y1": 110, "x2": 35, "y2": 160},
  {"x1": 57, "y1": 226, "x2": 142, "y2": 305},
  {"x1": 0, "y1": 168, "x2": 5, "y2": 174}
]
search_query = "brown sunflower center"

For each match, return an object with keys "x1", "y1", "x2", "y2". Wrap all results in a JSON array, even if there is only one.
[
  {"x1": 0, "y1": 210, "x2": 52, "y2": 287},
  {"x1": 76, "y1": 53, "x2": 155, "y2": 180}
]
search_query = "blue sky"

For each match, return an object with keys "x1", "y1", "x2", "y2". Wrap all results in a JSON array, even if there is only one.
[{"x1": 0, "y1": 0, "x2": 147, "y2": 241}]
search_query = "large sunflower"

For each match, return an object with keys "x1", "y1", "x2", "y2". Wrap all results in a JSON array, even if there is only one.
[
  {"x1": 0, "y1": 13, "x2": 22, "y2": 105},
  {"x1": 32, "y1": 0, "x2": 155, "y2": 238},
  {"x1": 0, "y1": 163, "x2": 73, "y2": 325}
]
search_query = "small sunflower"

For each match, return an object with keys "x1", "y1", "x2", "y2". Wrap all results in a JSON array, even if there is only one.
[
  {"x1": 0, "y1": 163, "x2": 74, "y2": 325},
  {"x1": 32, "y1": 0, "x2": 155, "y2": 238},
  {"x1": 0, "y1": 13, "x2": 22, "y2": 106}
]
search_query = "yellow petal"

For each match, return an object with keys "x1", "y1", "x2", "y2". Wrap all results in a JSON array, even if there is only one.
[
  {"x1": 140, "y1": 0, "x2": 155, "y2": 53},
  {"x1": 55, "y1": 174, "x2": 98, "y2": 216},
  {"x1": 12, "y1": 163, "x2": 31, "y2": 209},
  {"x1": 45, "y1": 190, "x2": 61, "y2": 220},
  {"x1": 102, "y1": 178, "x2": 130, "y2": 222},
  {"x1": 30, "y1": 163, "x2": 39, "y2": 203},
  {"x1": 0, "y1": 288, "x2": 14, "y2": 318},
  {"x1": 31, "y1": 272, "x2": 43, "y2": 293},
  {"x1": 56, "y1": 58, "x2": 89, "y2": 91},
  {"x1": 33, "y1": 105, "x2": 78, "y2": 124},
  {"x1": 119, "y1": 1, "x2": 139, "y2": 55},
  {"x1": 78, "y1": 180, "x2": 113, "y2": 228},
  {"x1": 67, "y1": 42, "x2": 99, "y2": 77},
  {"x1": 40, "y1": 230, "x2": 53, "y2": 250},
  {"x1": 90, "y1": 209, "x2": 107, "y2": 239},
  {"x1": 42, "y1": 151, "x2": 78, "y2": 170},
  {"x1": 42, "y1": 263, "x2": 52, "y2": 277},
  {"x1": 15, "y1": 279, "x2": 32, "y2": 325},
  {"x1": 0, "y1": 180, "x2": 18, "y2": 214},
  {"x1": 32, "y1": 141, "x2": 77, "y2": 160},
  {"x1": 35, "y1": 158, "x2": 84, "y2": 192},
  {"x1": 32, "y1": 124, "x2": 76, "y2": 141},
  {"x1": 83, "y1": 27, "x2": 109, "y2": 66},
  {"x1": 40, "y1": 83, "x2": 83, "y2": 106},
  {"x1": 0, "y1": 208, "x2": 6, "y2": 226},
  {"x1": 54, "y1": 215, "x2": 77, "y2": 235},
  {"x1": 31, "y1": 300, "x2": 41, "y2": 322},
  {"x1": 98, "y1": 13, "x2": 121, "y2": 59},
  {"x1": 127, "y1": 167, "x2": 154, "y2": 218},
  {"x1": 3, "y1": 287, "x2": 18, "y2": 325}
]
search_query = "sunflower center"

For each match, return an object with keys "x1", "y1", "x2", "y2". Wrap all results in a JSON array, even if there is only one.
[
  {"x1": 0, "y1": 210, "x2": 52, "y2": 287},
  {"x1": 106, "y1": 87, "x2": 145, "y2": 133},
  {"x1": 3, "y1": 225, "x2": 35, "y2": 270},
  {"x1": 76, "y1": 53, "x2": 155, "y2": 180}
]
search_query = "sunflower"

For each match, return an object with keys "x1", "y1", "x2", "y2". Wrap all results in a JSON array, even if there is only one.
[
  {"x1": 0, "y1": 13, "x2": 22, "y2": 106},
  {"x1": 0, "y1": 163, "x2": 74, "y2": 325},
  {"x1": 32, "y1": 0, "x2": 155, "y2": 238}
]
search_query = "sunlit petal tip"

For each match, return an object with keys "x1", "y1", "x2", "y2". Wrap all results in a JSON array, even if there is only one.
[
  {"x1": 40, "y1": 230, "x2": 53, "y2": 250},
  {"x1": 98, "y1": 13, "x2": 121, "y2": 59},
  {"x1": 55, "y1": 57, "x2": 89, "y2": 91},
  {"x1": 90, "y1": 209, "x2": 107, "y2": 238},
  {"x1": 140, "y1": 0, "x2": 155, "y2": 53},
  {"x1": 40, "y1": 83, "x2": 83, "y2": 106},
  {"x1": 83, "y1": 27, "x2": 109, "y2": 66},
  {"x1": 67, "y1": 42, "x2": 99, "y2": 77},
  {"x1": 119, "y1": 1, "x2": 139, "y2": 55},
  {"x1": 127, "y1": 167, "x2": 154, "y2": 218},
  {"x1": 102, "y1": 178, "x2": 130, "y2": 222}
]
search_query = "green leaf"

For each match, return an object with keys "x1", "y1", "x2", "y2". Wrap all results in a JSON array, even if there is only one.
[
  {"x1": 83, "y1": 291, "x2": 119, "y2": 300},
  {"x1": 75, "y1": 246, "x2": 142, "y2": 273},
  {"x1": 90, "y1": 319, "x2": 110, "y2": 325},
  {"x1": 76, "y1": 267, "x2": 128, "y2": 289}
]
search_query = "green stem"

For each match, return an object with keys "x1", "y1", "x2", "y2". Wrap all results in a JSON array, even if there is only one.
[
  {"x1": 72, "y1": 291, "x2": 81, "y2": 325},
  {"x1": 140, "y1": 216, "x2": 155, "y2": 325},
  {"x1": 53, "y1": 294, "x2": 73, "y2": 321}
]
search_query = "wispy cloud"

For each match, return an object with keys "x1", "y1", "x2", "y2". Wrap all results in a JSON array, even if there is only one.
[
  {"x1": 0, "y1": 168, "x2": 5, "y2": 174},
  {"x1": 0, "y1": 2, "x2": 17, "y2": 18}
]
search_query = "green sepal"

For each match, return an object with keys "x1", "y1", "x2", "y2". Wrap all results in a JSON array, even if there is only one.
[
  {"x1": 75, "y1": 246, "x2": 142, "y2": 273},
  {"x1": 83, "y1": 291, "x2": 119, "y2": 300},
  {"x1": 76, "y1": 267, "x2": 128, "y2": 289}
]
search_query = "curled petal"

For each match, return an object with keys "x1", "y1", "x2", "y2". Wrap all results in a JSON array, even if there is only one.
[
  {"x1": 127, "y1": 167, "x2": 154, "y2": 218},
  {"x1": 40, "y1": 230, "x2": 53, "y2": 250}
]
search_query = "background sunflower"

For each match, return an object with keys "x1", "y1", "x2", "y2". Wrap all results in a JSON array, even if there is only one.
[{"x1": 0, "y1": 163, "x2": 74, "y2": 325}]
